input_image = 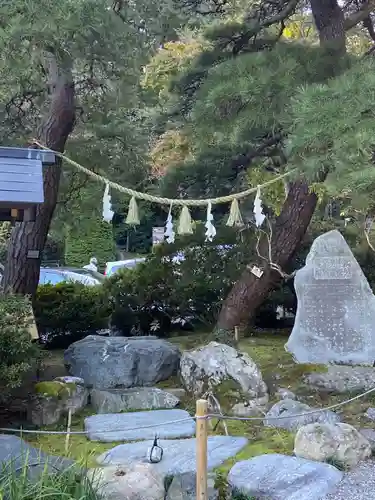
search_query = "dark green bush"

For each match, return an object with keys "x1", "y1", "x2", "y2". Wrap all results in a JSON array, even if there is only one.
[
  {"x1": 107, "y1": 218, "x2": 375, "y2": 336},
  {"x1": 42, "y1": 232, "x2": 65, "y2": 265},
  {"x1": 106, "y1": 224, "x2": 295, "y2": 334},
  {"x1": 34, "y1": 283, "x2": 112, "y2": 349},
  {"x1": 0, "y1": 294, "x2": 39, "y2": 395},
  {"x1": 0, "y1": 222, "x2": 11, "y2": 265}
]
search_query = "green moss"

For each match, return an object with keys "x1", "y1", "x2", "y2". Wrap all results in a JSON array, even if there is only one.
[
  {"x1": 156, "y1": 375, "x2": 181, "y2": 389},
  {"x1": 212, "y1": 378, "x2": 248, "y2": 411},
  {"x1": 290, "y1": 363, "x2": 328, "y2": 376},
  {"x1": 35, "y1": 381, "x2": 76, "y2": 399}
]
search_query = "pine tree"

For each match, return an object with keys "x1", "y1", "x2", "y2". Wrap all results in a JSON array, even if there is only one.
[{"x1": 145, "y1": 0, "x2": 375, "y2": 332}]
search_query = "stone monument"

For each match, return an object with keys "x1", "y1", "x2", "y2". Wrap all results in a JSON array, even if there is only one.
[{"x1": 285, "y1": 230, "x2": 375, "y2": 365}]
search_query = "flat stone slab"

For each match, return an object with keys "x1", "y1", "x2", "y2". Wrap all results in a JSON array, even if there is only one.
[
  {"x1": 0, "y1": 435, "x2": 74, "y2": 480},
  {"x1": 228, "y1": 454, "x2": 343, "y2": 500},
  {"x1": 90, "y1": 387, "x2": 180, "y2": 413},
  {"x1": 96, "y1": 436, "x2": 248, "y2": 476},
  {"x1": 85, "y1": 409, "x2": 195, "y2": 442},
  {"x1": 305, "y1": 365, "x2": 375, "y2": 393},
  {"x1": 324, "y1": 459, "x2": 375, "y2": 499}
]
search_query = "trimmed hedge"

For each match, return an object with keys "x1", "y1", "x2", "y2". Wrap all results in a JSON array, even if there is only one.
[
  {"x1": 34, "y1": 283, "x2": 112, "y2": 349},
  {"x1": 65, "y1": 218, "x2": 117, "y2": 270}
]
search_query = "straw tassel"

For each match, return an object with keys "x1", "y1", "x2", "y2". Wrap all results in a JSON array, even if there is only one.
[
  {"x1": 125, "y1": 196, "x2": 140, "y2": 225},
  {"x1": 178, "y1": 206, "x2": 193, "y2": 235},
  {"x1": 226, "y1": 199, "x2": 243, "y2": 227}
]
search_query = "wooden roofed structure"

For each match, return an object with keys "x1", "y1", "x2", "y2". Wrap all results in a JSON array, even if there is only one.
[{"x1": 0, "y1": 146, "x2": 55, "y2": 222}]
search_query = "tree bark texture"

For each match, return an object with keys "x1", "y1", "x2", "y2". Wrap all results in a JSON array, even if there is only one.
[
  {"x1": 217, "y1": 180, "x2": 317, "y2": 331},
  {"x1": 310, "y1": 0, "x2": 346, "y2": 54},
  {"x1": 3, "y1": 50, "x2": 75, "y2": 296}
]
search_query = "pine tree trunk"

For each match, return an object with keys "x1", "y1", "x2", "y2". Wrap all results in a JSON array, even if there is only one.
[
  {"x1": 3, "y1": 50, "x2": 75, "y2": 296},
  {"x1": 310, "y1": 0, "x2": 346, "y2": 54},
  {"x1": 216, "y1": 181, "x2": 317, "y2": 331}
]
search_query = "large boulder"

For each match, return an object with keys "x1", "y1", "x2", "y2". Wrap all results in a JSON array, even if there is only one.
[
  {"x1": 227, "y1": 454, "x2": 343, "y2": 500},
  {"x1": 359, "y1": 428, "x2": 375, "y2": 451},
  {"x1": 263, "y1": 399, "x2": 340, "y2": 432},
  {"x1": 90, "y1": 387, "x2": 180, "y2": 413},
  {"x1": 87, "y1": 463, "x2": 165, "y2": 500},
  {"x1": 180, "y1": 342, "x2": 268, "y2": 405},
  {"x1": 294, "y1": 422, "x2": 372, "y2": 469},
  {"x1": 64, "y1": 335, "x2": 180, "y2": 389},
  {"x1": 28, "y1": 377, "x2": 88, "y2": 426},
  {"x1": 285, "y1": 230, "x2": 375, "y2": 366}
]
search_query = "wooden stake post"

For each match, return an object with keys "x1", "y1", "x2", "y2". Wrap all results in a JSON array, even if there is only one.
[
  {"x1": 196, "y1": 399, "x2": 208, "y2": 500},
  {"x1": 65, "y1": 408, "x2": 72, "y2": 454},
  {"x1": 234, "y1": 325, "x2": 239, "y2": 343}
]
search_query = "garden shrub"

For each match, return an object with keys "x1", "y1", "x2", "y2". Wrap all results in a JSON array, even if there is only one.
[
  {"x1": 107, "y1": 225, "x2": 295, "y2": 335},
  {"x1": 0, "y1": 222, "x2": 11, "y2": 265},
  {"x1": 42, "y1": 232, "x2": 65, "y2": 265},
  {"x1": 34, "y1": 283, "x2": 112, "y2": 349},
  {"x1": 108, "y1": 218, "x2": 375, "y2": 336},
  {"x1": 0, "y1": 294, "x2": 39, "y2": 396}
]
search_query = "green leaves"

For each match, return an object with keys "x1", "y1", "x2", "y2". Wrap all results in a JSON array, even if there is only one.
[
  {"x1": 0, "y1": 295, "x2": 39, "y2": 393},
  {"x1": 286, "y1": 58, "x2": 375, "y2": 197}
]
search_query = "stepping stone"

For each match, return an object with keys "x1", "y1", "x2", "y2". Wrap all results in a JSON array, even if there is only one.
[
  {"x1": 0, "y1": 435, "x2": 74, "y2": 480},
  {"x1": 96, "y1": 436, "x2": 248, "y2": 476},
  {"x1": 228, "y1": 454, "x2": 343, "y2": 500},
  {"x1": 85, "y1": 409, "x2": 195, "y2": 442}
]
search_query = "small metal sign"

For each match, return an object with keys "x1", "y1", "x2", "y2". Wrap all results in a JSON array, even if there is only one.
[
  {"x1": 27, "y1": 250, "x2": 40, "y2": 259},
  {"x1": 152, "y1": 227, "x2": 164, "y2": 246},
  {"x1": 250, "y1": 265, "x2": 263, "y2": 278}
]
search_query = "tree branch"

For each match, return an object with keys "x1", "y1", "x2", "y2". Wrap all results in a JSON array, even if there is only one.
[
  {"x1": 230, "y1": 133, "x2": 284, "y2": 172},
  {"x1": 257, "y1": 0, "x2": 300, "y2": 28},
  {"x1": 176, "y1": 0, "x2": 228, "y2": 16},
  {"x1": 363, "y1": 13, "x2": 375, "y2": 40},
  {"x1": 344, "y1": 0, "x2": 375, "y2": 30}
]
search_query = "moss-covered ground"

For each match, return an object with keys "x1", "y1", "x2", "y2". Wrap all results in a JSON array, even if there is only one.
[{"x1": 25, "y1": 331, "x2": 375, "y2": 473}]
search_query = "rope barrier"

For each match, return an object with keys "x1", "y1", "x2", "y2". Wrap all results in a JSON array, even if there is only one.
[
  {"x1": 32, "y1": 140, "x2": 294, "y2": 207},
  {"x1": 1, "y1": 385, "x2": 374, "y2": 436},
  {"x1": 205, "y1": 384, "x2": 375, "y2": 421},
  {"x1": 0, "y1": 417, "x2": 194, "y2": 436}
]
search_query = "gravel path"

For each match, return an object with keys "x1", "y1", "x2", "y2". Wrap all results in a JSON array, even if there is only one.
[{"x1": 324, "y1": 460, "x2": 375, "y2": 499}]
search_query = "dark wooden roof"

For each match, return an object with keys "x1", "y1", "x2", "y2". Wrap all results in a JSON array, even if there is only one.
[{"x1": 0, "y1": 147, "x2": 55, "y2": 208}]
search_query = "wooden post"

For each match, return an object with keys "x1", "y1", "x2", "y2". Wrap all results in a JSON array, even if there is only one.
[
  {"x1": 65, "y1": 408, "x2": 72, "y2": 454},
  {"x1": 196, "y1": 399, "x2": 208, "y2": 500}
]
